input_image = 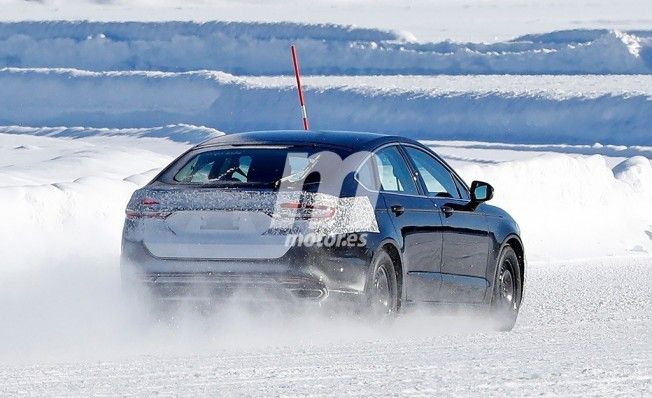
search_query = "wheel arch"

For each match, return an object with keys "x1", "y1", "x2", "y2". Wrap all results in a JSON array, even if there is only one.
[{"x1": 500, "y1": 234, "x2": 526, "y2": 287}]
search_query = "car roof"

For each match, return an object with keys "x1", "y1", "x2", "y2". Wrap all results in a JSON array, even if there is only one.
[{"x1": 196, "y1": 130, "x2": 422, "y2": 151}]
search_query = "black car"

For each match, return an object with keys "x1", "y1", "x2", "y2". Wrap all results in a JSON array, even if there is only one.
[{"x1": 122, "y1": 131, "x2": 525, "y2": 329}]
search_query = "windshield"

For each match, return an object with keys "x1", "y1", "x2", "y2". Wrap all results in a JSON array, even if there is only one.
[{"x1": 165, "y1": 146, "x2": 348, "y2": 188}]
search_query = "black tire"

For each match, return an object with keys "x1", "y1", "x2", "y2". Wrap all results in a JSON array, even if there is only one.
[
  {"x1": 365, "y1": 250, "x2": 400, "y2": 316},
  {"x1": 491, "y1": 246, "x2": 523, "y2": 331}
]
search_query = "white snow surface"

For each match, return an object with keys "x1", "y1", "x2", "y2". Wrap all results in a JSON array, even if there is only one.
[
  {"x1": 0, "y1": 128, "x2": 650, "y2": 395},
  {"x1": 1, "y1": 5, "x2": 651, "y2": 394},
  {"x1": 1, "y1": 257, "x2": 650, "y2": 396},
  {"x1": 0, "y1": 123, "x2": 223, "y2": 144},
  {"x1": 0, "y1": 21, "x2": 651, "y2": 75},
  {"x1": 2, "y1": 69, "x2": 651, "y2": 145}
]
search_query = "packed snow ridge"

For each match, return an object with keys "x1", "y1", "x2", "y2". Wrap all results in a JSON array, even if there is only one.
[
  {"x1": 2, "y1": 69, "x2": 651, "y2": 145},
  {"x1": 0, "y1": 21, "x2": 650, "y2": 75},
  {"x1": 0, "y1": 124, "x2": 223, "y2": 144}
]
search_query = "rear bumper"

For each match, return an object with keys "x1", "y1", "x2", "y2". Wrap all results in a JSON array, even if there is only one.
[
  {"x1": 121, "y1": 239, "x2": 371, "y2": 302},
  {"x1": 133, "y1": 272, "x2": 329, "y2": 301}
]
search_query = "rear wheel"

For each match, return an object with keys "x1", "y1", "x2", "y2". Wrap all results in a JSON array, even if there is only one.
[
  {"x1": 366, "y1": 250, "x2": 399, "y2": 316},
  {"x1": 491, "y1": 246, "x2": 522, "y2": 331}
]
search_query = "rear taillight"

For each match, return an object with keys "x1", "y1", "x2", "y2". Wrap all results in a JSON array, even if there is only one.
[
  {"x1": 141, "y1": 197, "x2": 159, "y2": 206},
  {"x1": 125, "y1": 197, "x2": 170, "y2": 220},
  {"x1": 278, "y1": 201, "x2": 336, "y2": 220},
  {"x1": 125, "y1": 210, "x2": 171, "y2": 220}
]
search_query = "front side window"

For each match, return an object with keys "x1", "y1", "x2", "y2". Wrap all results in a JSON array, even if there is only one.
[
  {"x1": 404, "y1": 147, "x2": 460, "y2": 198},
  {"x1": 371, "y1": 146, "x2": 418, "y2": 195}
]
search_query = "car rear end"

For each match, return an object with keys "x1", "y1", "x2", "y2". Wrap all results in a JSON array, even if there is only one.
[{"x1": 120, "y1": 143, "x2": 378, "y2": 304}]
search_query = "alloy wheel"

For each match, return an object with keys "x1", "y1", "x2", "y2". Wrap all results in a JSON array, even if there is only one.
[
  {"x1": 372, "y1": 266, "x2": 392, "y2": 314},
  {"x1": 499, "y1": 259, "x2": 516, "y2": 311}
]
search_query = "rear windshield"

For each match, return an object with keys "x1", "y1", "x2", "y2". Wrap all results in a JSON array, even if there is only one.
[{"x1": 161, "y1": 145, "x2": 350, "y2": 188}]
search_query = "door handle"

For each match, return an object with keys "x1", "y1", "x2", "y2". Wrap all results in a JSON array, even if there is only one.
[
  {"x1": 390, "y1": 205, "x2": 405, "y2": 216},
  {"x1": 441, "y1": 205, "x2": 454, "y2": 216}
]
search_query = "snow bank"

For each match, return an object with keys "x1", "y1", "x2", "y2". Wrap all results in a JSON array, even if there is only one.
[
  {"x1": 2, "y1": 68, "x2": 651, "y2": 145},
  {"x1": 2, "y1": 0, "x2": 651, "y2": 43},
  {"x1": 423, "y1": 140, "x2": 652, "y2": 165},
  {"x1": 0, "y1": 132, "x2": 183, "y2": 268},
  {"x1": 458, "y1": 154, "x2": 652, "y2": 260},
  {"x1": 0, "y1": 22, "x2": 650, "y2": 75},
  {"x1": 0, "y1": 176, "x2": 141, "y2": 268},
  {"x1": 612, "y1": 156, "x2": 652, "y2": 192},
  {"x1": 0, "y1": 124, "x2": 223, "y2": 144}
]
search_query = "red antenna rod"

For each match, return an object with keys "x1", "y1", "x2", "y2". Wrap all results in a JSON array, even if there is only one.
[{"x1": 291, "y1": 45, "x2": 309, "y2": 131}]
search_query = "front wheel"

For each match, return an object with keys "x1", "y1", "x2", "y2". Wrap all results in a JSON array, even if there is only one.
[
  {"x1": 365, "y1": 250, "x2": 399, "y2": 316},
  {"x1": 491, "y1": 246, "x2": 523, "y2": 331}
]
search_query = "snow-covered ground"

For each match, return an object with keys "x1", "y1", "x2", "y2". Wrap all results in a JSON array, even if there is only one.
[
  {"x1": 1, "y1": 2, "x2": 651, "y2": 394},
  {"x1": 0, "y1": 129, "x2": 650, "y2": 395},
  {"x1": 1, "y1": 256, "x2": 650, "y2": 396}
]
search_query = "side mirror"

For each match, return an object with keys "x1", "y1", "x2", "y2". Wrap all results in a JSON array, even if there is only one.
[{"x1": 470, "y1": 180, "x2": 493, "y2": 203}]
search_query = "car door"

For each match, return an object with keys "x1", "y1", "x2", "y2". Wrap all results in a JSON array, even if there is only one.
[
  {"x1": 402, "y1": 145, "x2": 490, "y2": 303},
  {"x1": 360, "y1": 145, "x2": 444, "y2": 302}
]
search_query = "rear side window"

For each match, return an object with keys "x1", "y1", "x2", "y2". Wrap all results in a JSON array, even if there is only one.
[
  {"x1": 370, "y1": 146, "x2": 418, "y2": 195},
  {"x1": 356, "y1": 158, "x2": 378, "y2": 190}
]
